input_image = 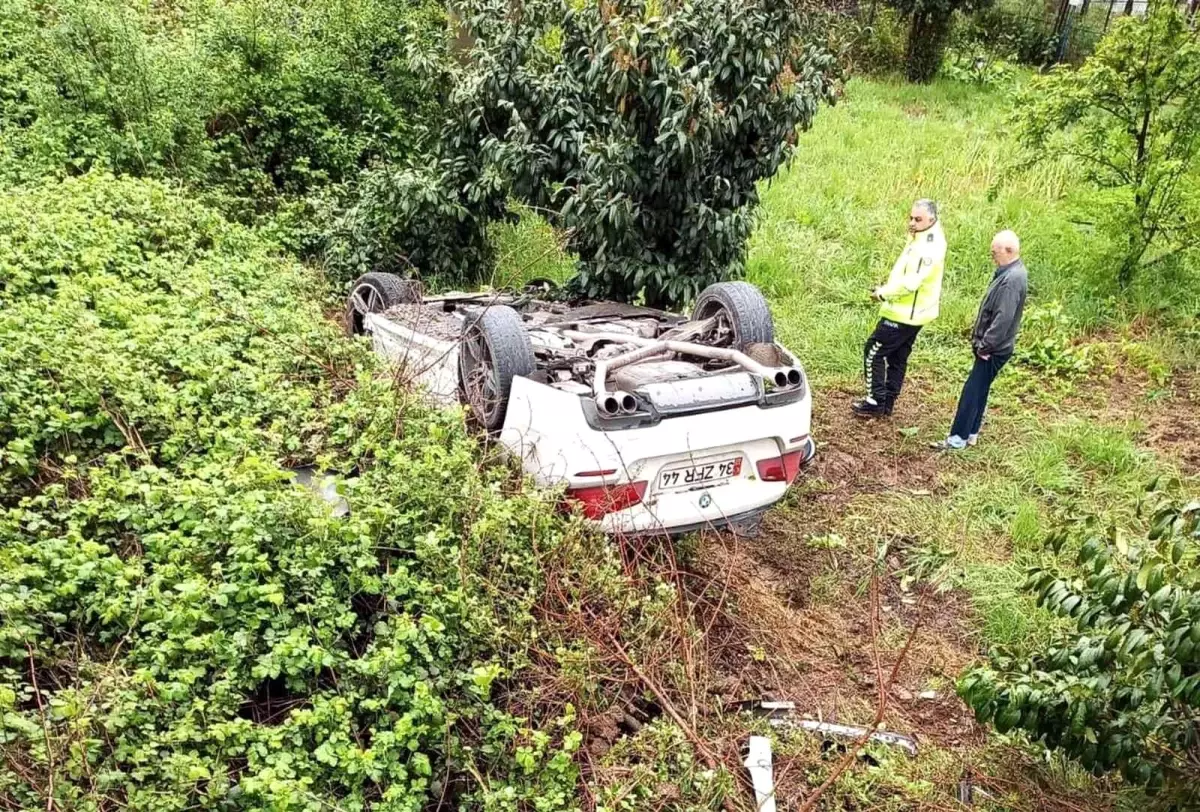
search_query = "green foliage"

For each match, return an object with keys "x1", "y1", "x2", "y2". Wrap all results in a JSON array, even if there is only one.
[
  {"x1": 829, "y1": 8, "x2": 909, "y2": 76},
  {"x1": 444, "y1": 0, "x2": 840, "y2": 307},
  {"x1": 321, "y1": 163, "x2": 502, "y2": 287},
  {"x1": 888, "y1": 0, "x2": 991, "y2": 83},
  {"x1": 960, "y1": 488, "x2": 1200, "y2": 799},
  {"x1": 938, "y1": 49, "x2": 1017, "y2": 88},
  {"x1": 0, "y1": 0, "x2": 448, "y2": 207},
  {"x1": 949, "y1": 0, "x2": 1057, "y2": 66},
  {"x1": 1015, "y1": 2, "x2": 1200, "y2": 287},
  {"x1": 1015, "y1": 302, "x2": 1093, "y2": 377},
  {"x1": 0, "y1": 173, "x2": 586, "y2": 810}
]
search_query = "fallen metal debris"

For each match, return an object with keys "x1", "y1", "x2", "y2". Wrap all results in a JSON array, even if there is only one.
[
  {"x1": 754, "y1": 701, "x2": 919, "y2": 757},
  {"x1": 743, "y1": 735, "x2": 777, "y2": 812}
]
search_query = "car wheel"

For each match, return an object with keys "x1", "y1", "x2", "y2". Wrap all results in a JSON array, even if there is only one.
[
  {"x1": 346, "y1": 272, "x2": 423, "y2": 335},
  {"x1": 692, "y1": 281, "x2": 775, "y2": 350},
  {"x1": 458, "y1": 305, "x2": 535, "y2": 432}
]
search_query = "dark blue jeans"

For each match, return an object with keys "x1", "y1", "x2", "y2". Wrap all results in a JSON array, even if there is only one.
[{"x1": 950, "y1": 352, "x2": 1011, "y2": 440}]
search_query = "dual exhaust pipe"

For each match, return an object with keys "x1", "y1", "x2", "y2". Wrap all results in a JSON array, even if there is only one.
[
  {"x1": 771, "y1": 367, "x2": 804, "y2": 389},
  {"x1": 595, "y1": 390, "x2": 639, "y2": 416}
]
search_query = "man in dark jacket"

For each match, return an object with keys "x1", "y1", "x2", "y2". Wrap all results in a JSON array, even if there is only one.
[{"x1": 933, "y1": 230, "x2": 1028, "y2": 451}]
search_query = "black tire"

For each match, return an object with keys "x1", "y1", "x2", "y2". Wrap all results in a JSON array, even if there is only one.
[
  {"x1": 692, "y1": 281, "x2": 775, "y2": 350},
  {"x1": 346, "y1": 272, "x2": 423, "y2": 335},
  {"x1": 458, "y1": 305, "x2": 535, "y2": 431}
]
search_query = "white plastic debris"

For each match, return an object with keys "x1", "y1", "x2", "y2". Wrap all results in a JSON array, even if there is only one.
[
  {"x1": 743, "y1": 735, "x2": 777, "y2": 812},
  {"x1": 755, "y1": 701, "x2": 918, "y2": 757},
  {"x1": 289, "y1": 467, "x2": 349, "y2": 517}
]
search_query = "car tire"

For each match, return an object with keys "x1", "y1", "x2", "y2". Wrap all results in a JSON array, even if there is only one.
[
  {"x1": 692, "y1": 281, "x2": 775, "y2": 350},
  {"x1": 458, "y1": 305, "x2": 535, "y2": 432},
  {"x1": 346, "y1": 272, "x2": 423, "y2": 335}
]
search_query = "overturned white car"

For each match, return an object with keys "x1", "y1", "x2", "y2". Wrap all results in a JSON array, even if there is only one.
[{"x1": 347, "y1": 273, "x2": 814, "y2": 536}]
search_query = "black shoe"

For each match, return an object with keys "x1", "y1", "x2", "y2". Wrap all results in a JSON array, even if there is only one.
[{"x1": 852, "y1": 398, "x2": 889, "y2": 417}]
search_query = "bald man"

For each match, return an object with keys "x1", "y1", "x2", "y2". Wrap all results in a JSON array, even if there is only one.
[{"x1": 934, "y1": 230, "x2": 1028, "y2": 451}]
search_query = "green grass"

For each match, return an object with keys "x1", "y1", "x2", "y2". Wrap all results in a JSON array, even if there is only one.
[{"x1": 747, "y1": 77, "x2": 1200, "y2": 388}]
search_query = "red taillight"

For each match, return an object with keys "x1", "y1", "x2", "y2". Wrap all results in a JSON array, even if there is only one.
[
  {"x1": 564, "y1": 481, "x2": 648, "y2": 519},
  {"x1": 756, "y1": 450, "x2": 805, "y2": 484}
]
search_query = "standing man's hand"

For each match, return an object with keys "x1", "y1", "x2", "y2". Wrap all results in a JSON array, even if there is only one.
[{"x1": 977, "y1": 351, "x2": 991, "y2": 361}]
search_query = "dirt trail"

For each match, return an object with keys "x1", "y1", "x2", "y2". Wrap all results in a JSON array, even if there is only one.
[{"x1": 690, "y1": 389, "x2": 981, "y2": 752}]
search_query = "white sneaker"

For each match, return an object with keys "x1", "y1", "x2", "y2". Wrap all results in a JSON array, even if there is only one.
[{"x1": 967, "y1": 434, "x2": 978, "y2": 447}]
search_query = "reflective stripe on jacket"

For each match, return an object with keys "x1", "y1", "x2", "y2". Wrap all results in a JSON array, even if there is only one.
[{"x1": 877, "y1": 221, "x2": 947, "y2": 326}]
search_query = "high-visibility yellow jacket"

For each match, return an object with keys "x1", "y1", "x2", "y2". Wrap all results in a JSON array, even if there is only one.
[{"x1": 877, "y1": 221, "x2": 946, "y2": 326}]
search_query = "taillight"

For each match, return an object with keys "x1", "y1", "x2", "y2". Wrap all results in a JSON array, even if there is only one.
[
  {"x1": 756, "y1": 450, "x2": 805, "y2": 484},
  {"x1": 564, "y1": 481, "x2": 648, "y2": 519}
]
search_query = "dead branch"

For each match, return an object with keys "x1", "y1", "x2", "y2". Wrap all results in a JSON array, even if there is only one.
[{"x1": 795, "y1": 572, "x2": 930, "y2": 812}]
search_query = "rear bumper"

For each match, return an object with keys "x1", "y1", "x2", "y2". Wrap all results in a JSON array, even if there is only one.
[{"x1": 599, "y1": 434, "x2": 816, "y2": 536}]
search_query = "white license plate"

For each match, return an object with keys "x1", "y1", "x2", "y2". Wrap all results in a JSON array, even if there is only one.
[{"x1": 658, "y1": 457, "x2": 742, "y2": 491}]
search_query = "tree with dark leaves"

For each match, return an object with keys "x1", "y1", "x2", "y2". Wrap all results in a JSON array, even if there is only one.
[{"x1": 445, "y1": 0, "x2": 840, "y2": 307}]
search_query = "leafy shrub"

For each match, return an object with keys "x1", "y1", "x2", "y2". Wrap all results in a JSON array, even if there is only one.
[
  {"x1": 0, "y1": 173, "x2": 588, "y2": 809},
  {"x1": 830, "y1": 8, "x2": 909, "y2": 76},
  {"x1": 445, "y1": 0, "x2": 840, "y2": 307},
  {"x1": 0, "y1": 0, "x2": 448, "y2": 207},
  {"x1": 949, "y1": 0, "x2": 1056, "y2": 65},
  {"x1": 1015, "y1": 302, "x2": 1093, "y2": 377},
  {"x1": 938, "y1": 49, "x2": 1017, "y2": 87},
  {"x1": 321, "y1": 163, "x2": 502, "y2": 287},
  {"x1": 960, "y1": 487, "x2": 1200, "y2": 799}
]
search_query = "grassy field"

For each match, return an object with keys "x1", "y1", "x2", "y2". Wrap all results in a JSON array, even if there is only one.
[
  {"x1": 497, "y1": 75, "x2": 1200, "y2": 809},
  {"x1": 738, "y1": 78, "x2": 1200, "y2": 809}
]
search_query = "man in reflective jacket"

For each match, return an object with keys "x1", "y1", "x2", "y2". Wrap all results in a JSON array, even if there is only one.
[{"x1": 852, "y1": 199, "x2": 947, "y2": 417}]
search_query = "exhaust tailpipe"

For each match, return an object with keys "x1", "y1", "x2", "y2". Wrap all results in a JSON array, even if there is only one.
[
  {"x1": 616, "y1": 391, "x2": 638, "y2": 415},
  {"x1": 597, "y1": 394, "x2": 622, "y2": 416},
  {"x1": 769, "y1": 367, "x2": 804, "y2": 388}
]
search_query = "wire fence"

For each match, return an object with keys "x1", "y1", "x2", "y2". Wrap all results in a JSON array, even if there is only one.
[
  {"x1": 1001, "y1": 0, "x2": 1199, "y2": 64},
  {"x1": 841, "y1": 0, "x2": 1199, "y2": 66}
]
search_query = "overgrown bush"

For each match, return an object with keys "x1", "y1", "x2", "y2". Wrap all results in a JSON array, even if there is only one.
[
  {"x1": 444, "y1": 0, "x2": 840, "y2": 307},
  {"x1": 0, "y1": 173, "x2": 590, "y2": 809},
  {"x1": 960, "y1": 486, "x2": 1200, "y2": 800},
  {"x1": 949, "y1": 0, "x2": 1056, "y2": 65},
  {"x1": 321, "y1": 163, "x2": 503, "y2": 287},
  {"x1": 831, "y1": 7, "x2": 910, "y2": 76},
  {"x1": 0, "y1": 0, "x2": 448, "y2": 207},
  {"x1": 1015, "y1": 302, "x2": 1094, "y2": 377}
]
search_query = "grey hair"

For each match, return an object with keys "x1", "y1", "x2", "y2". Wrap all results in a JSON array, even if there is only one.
[
  {"x1": 914, "y1": 198, "x2": 939, "y2": 220},
  {"x1": 994, "y1": 229, "x2": 1020, "y2": 254}
]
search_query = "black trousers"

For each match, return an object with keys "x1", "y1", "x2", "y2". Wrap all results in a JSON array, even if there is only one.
[
  {"x1": 863, "y1": 319, "x2": 921, "y2": 406},
  {"x1": 950, "y1": 352, "x2": 1011, "y2": 440}
]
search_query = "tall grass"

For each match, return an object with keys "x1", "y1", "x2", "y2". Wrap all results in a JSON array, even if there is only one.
[{"x1": 747, "y1": 77, "x2": 1200, "y2": 386}]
